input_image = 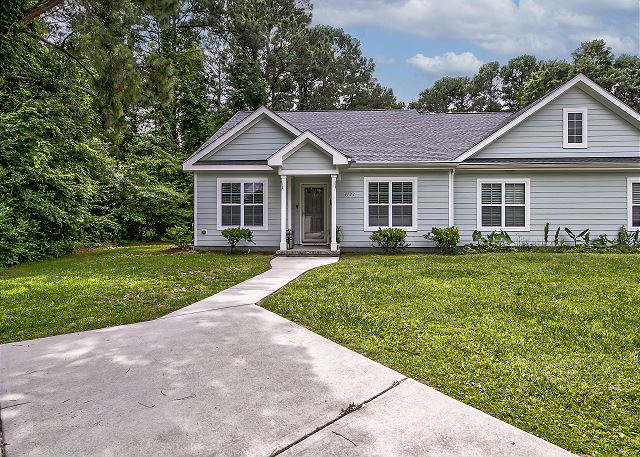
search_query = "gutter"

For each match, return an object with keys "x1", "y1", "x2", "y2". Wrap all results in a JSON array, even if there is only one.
[
  {"x1": 456, "y1": 162, "x2": 640, "y2": 171},
  {"x1": 348, "y1": 161, "x2": 458, "y2": 169}
]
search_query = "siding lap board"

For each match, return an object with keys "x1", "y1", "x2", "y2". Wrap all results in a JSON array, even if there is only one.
[
  {"x1": 282, "y1": 143, "x2": 335, "y2": 170},
  {"x1": 454, "y1": 171, "x2": 633, "y2": 244},
  {"x1": 199, "y1": 118, "x2": 294, "y2": 162},
  {"x1": 474, "y1": 87, "x2": 640, "y2": 159},
  {"x1": 196, "y1": 171, "x2": 281, "y2": 247}
]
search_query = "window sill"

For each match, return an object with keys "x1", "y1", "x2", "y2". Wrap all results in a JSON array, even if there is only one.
[
  {"x1": 364, "y1": 226, "x2": 418, "y2": 232},
  {"x1": 562, "y1": 144, "x2": 588, "y2": 149},
  {"x1": 477, "y1": 226, "x2": 530, "y2": 232},
  {"x1": 217, "y1": 226, "x2": 269, "y2": 231}
]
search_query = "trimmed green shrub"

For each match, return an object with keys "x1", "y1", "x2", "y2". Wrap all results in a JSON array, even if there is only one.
[
  {"x1": 370, "y1": 228, "x2": 410, "y2": 254},
  {"x1": 163, "y1": 225, "x2": 192, "y2": 249},
  {"x1": 425, "y1": 227, "x2": 460, "y2": 253},
  {"x1": 221, "y1": 227, "x2": 255, "y2": 251}
]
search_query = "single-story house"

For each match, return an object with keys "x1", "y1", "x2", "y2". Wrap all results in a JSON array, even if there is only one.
[{"x1": 183, "y1": 74, "x2": 640, "y2": 253}]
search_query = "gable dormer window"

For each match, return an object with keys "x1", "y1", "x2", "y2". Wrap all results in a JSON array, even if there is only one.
[{"x1": 563, "y1": 108, "x2": 588, "y2": 148}]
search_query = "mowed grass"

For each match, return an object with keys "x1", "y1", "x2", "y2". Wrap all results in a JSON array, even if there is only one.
[
  {"x1": 262, "y1": 252, "x2": 640, "y2": 456},
  {"x1": 0, "y1": 245, "x2": 271, "y2": 343}
]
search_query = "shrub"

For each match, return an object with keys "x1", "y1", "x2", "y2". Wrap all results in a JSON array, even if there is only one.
[
  {"x1": 370, "y1": 228, "x2": 410, "y2": 254},
  {"x1": 163, "y1": 225, "x2": 192, "y2": 249},
  {"x1": 87, "y1": 215, "x2": 122, "y2": 243},
  {"x1": 221, "y1": 227, "x2": 255, "y2": 251},
  {"x1": 425, "y1": 227, "x2": 460, "y2": 253},
  {"x1": 468, "y1": 230, "x2": 513, "y2": 252}
]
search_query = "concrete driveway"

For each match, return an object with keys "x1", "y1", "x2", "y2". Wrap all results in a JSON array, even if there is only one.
[{"x1": 0, "y1": 257, "x2": 573, "y2": 456}]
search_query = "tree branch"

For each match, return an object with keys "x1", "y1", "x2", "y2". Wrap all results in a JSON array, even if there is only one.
[
  {"x1": 22, "y1": 30, "x2": 96, "y2": 82},
  {"x1": 21, "y1": 0, "x2": 65, "y2": 24}
]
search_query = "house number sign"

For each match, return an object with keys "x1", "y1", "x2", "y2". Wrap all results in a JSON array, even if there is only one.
[{"x1": 343, "y1": 192, "x2": 356, "y2": 197}]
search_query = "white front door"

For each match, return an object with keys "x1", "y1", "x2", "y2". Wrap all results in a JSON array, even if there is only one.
[{"x1": 301, "y1": 184, "x2": 327, "y2": 244}]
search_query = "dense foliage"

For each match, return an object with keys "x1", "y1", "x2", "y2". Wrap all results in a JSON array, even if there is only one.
[
  {"x1": 0, "y1": 0, "x2": 401, "y2": 266},
  {"x1": 425, "y1": 227, "x2": 460, "y2": 253},
  {"x1": 221, "y1": 227, "x2": 255, "y2": 250},
  {"x1": 369, "y1": 228, "x2": 410, "y2": 254},
  {"x1": 409, "y1": 40, "x2": 640, "y2": 112}
]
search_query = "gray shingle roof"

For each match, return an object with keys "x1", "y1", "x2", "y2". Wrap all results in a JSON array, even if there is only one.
[{"x1": 194, "y1": 109, "x2": 515, "y2": 163}]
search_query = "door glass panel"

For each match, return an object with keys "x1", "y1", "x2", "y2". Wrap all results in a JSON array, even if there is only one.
[{"x1": 303, "y1": 186, "x2": 325, "y2": 242}]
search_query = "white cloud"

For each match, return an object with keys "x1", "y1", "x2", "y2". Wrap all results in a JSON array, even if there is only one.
[
  {"x1": 312, "y1": 0, "x2": 639, "y2": 57},
  {"x1": 406, "y1": 52, "x2": 484, "y2": 77}
]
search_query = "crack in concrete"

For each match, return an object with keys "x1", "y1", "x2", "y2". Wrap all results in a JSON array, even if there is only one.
[
  {"x1": 156, "y1": 303, "x2": 255, "y2": 320},
  {"x1": 0, "y1": 403, "x2": 6, "y2": 457},
  {"x1": 268, "y1": 377, "x2": 407, "y2": 456}
]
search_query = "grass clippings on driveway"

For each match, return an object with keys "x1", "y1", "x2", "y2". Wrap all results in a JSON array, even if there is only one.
[
  {"x1": 262, "y1": 252, "x2": 640, "y2": 456},
  {"x1": 0, "y1": 245, "x2": 271, "y2": 343}
]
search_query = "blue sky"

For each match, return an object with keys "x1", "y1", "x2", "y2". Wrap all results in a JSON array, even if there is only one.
[{"x1": 312, "y1": 0, "x2": 640, "y2": 103}]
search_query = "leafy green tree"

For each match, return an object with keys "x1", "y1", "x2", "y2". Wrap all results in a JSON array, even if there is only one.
[
  {"x1": 610, "y1": 54, "x2": 640, "y2": 111},
  {"x1": 501, "y1": 55, "x2": 537, "y2": 110},
  {"x1": 409, "y1": 76, "x2": 470, "y2": 112},
  {"x1": 518, "y1": 59, "x2": 572, "y2": 107},
  {"x1": 469, "y1": 61, "x2": 502, "y2": 111},
  {"x1": 0, "y1": 41, "x2": 110, "y2": 265}
]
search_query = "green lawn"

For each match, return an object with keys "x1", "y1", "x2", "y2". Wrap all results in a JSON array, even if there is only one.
[
  {"x1": 262, "y1": 252, "x2": 640, "y2": 456},
  {"x1": 0, "y1": 245, "x2": 271, "y2": 343}
]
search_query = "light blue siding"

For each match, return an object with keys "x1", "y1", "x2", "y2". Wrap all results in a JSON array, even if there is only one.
[
  {"x1": 282, "y1": 143, "x2": 334, "y2": 170},
  {"x1": 199, "y1": 118, "x2": 294, "y2": 162},
  {"x1": 474, "y1": 87, "x2": 640, "y2": 159},
  {"x1": 195, "y1": 171, "x2": 281, "y2": 248},
  {"x1": 454, "y1": 170, "x2": 634, "y2": 244},
  {"x1": 336, "y1": 171, "x2": 449, "y2": 248}
]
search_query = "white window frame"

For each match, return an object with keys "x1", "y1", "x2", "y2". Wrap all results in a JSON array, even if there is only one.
[
  {"x1": 563, "y1": 107, "x2": 588, "y2": 149},
  {"x1": 628, "y1": 177, "x2": 640, "y2": 229},
  {"x1": 476, "y1": 179, "x2": 530, "y2": 232},
  {"x1": 216, "y1": 177, "x2": 269, "y2": 230},
  {"x1": 363, "y1": 177, "x2": 418, "y2": 232}
]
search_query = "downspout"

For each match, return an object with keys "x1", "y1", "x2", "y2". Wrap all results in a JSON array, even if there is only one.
[{"x1": 448, "y1": 168, "x2": 455, "y2": 227}]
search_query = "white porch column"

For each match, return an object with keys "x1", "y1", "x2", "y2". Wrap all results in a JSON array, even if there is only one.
[
  {"x1": 330, "y1": 174, "x2": 338, "y2": 251},
  {"x1": 287, "y1": 176, "x2": 292, "y2": 231},
  {"x1": 448, "y1": 169, "x2": 455, "y2": 227},
  {"x1": 280, "y1": 175, "x2": 287, "y2": 250}
]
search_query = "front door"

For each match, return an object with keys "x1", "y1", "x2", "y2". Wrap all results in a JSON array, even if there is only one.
[{"x1": 301, "y1": 184, "x2": 326, "y2": 244}]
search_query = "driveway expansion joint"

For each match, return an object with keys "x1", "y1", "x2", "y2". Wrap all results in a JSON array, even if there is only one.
[
  {"x1": 157, "y1": 302, "x2": 255, "y2": 320},
  {"x1": 268, "y1": 377, "x2": 408, "y2": 456}
]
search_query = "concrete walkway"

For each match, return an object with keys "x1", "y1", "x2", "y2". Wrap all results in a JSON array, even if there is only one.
[{"x1": 0, "y1": 257, "x2": 573, "y2": 457}]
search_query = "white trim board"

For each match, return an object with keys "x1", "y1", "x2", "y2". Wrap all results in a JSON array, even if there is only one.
[
  {"x1": 184, "y1": 107, "x2": 300, "y2": 170},
  {"x1": 300, "y1": 183, "x2": 328, "y2": 245},
  {"x1": 216, "y1": 177, "x2": 270, "y2": 231},
  {"x1": 628, "y1": 177, "x2": 640, "y2": 229},
  {"x1": 268, "y1": 130, "x2": 349, "y2": 167},
  {"x1": 476, "y1": 178, "x2": 531, "y2": 232},
  {"x1": 363, "y1": 176, "x2": 418, "y2": 232},
  {"x1": 456, "y1": 74, "x2": 640, "y2": 163},
  {"x1": 562, "y1": 107, "x2": 588, "y2": 149}
]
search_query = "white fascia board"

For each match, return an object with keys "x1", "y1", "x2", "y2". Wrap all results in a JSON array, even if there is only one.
[
  {"x1": 348, "y1": 161, "x2": 458, "y2": 169},
  {"x1": 268, "y1": 130, "x2": 349, "y2": 166},
  {"x1": 455, "y1": 73, "x2": 640, "y2": 163},
  {"x1": 183, "y1": 106, "x2": 301, "y2": 168},
  {"x1": 183, "y1": 164, "x2": 274, "y2": 171},
  {"x1": 457, "y1": 163, "x2": 639, "y2": 171}
]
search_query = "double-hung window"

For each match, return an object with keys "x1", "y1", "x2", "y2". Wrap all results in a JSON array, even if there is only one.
[
  {"x1": 563, "y1": 108, "x2": 588, "y2": 148},
  {"x1": 364, "y1": 177, "x2": 417, "y2": 231},
  {"x1": 217, "y1": 178, "x2": 268, "y2": 230},
  {"x1": 629, "y1": 177, "x2": 640, "y2": 229},
  {"x1": 477, "y1": 179, "x2": 530, "y2": 231}
]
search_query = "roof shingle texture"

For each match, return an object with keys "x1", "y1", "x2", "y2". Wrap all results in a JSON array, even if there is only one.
[{"x1": 195, "y1": 109, "x2": 515, "y2": 163}]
